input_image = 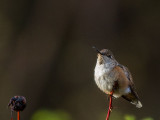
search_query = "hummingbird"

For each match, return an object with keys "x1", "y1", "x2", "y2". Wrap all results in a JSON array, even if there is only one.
[{"x1": 94, "y1": 48, "x2": 142, "y2": 108}]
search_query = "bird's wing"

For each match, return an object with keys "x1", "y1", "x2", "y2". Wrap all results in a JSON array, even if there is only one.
[
  {"x1": 117, "y1": 64, "x2": 133, "y2": 83},
  {"x1": 117, "y1": 64, "x2": 142, "y2": 108},
  {"x1": 117, "y1": 64, "x2": 137, "y2": 92}
]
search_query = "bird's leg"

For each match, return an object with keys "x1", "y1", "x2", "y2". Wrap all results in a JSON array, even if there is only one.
[{"x1": 106, "y1": 91, "x2": 113, "y2": 120}]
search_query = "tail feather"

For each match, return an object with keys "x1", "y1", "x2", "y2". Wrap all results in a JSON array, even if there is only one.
[
  {"x1": 122, "y1": 91, "x2": 142, "y2": 108},
  {"x1": 122, "y1": 95, "x2": 142, "y2": 108},
  {"x1": 135, "y1": 101, "x2": 142, "y2": 108}
]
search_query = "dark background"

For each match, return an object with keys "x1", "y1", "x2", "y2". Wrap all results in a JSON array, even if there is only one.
[{"x1": 0, "y1": 0, "x2": 159, "y2": 120}]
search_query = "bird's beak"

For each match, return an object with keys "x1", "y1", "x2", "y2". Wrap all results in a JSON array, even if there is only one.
[{"x1": 92, "y1": 46, "x2": 102, "y2": 55}]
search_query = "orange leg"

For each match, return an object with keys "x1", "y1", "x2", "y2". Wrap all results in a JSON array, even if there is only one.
[{"x1": 106, "y1": 91, "x2": 113, "y2": 120}]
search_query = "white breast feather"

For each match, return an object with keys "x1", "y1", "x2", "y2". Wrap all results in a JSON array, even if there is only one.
[{"x1": 94, "y1": 63, "x2": 115, "y2": 93}]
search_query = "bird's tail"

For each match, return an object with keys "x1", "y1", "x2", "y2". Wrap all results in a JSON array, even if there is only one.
[
  {"x1": 122, "y1": 89, "x2": 142, "y2": 108},
  {"x1": 122, "y1": 94, "x2": 142, "y2": 108},
  {"x1": 135, "y1": 100, "x2": 142, "y2": 108}
]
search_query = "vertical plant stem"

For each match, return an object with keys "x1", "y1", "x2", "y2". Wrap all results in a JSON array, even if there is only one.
[
  {"x1": 17, "y1": 111, "x2": 20, "y2": 120},
  {"x1": 106, "y1": 92, "x2": 113, "y2": 120},
  {"x1": 11, "y1": 111, "x2": 13, "y2": 120}
]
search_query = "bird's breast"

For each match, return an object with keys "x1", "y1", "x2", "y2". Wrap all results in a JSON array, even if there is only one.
[{"x1": 94, "y1": 63, "x2": 115, "y2": 93}]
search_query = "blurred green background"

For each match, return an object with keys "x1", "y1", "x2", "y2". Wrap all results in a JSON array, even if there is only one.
[{"x1": 0, "y1": 0, "x2": 159, "y2": 120}]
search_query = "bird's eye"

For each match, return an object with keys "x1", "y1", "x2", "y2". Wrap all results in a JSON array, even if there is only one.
[{"x1": 107, "y1": 55, "x2": 112, "y2": 58}]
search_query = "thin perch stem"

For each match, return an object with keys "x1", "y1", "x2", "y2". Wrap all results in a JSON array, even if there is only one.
[
  {"x1": 106, "y1": 92, "x2": 113, "y2": 120},
  {"x1": 17, "y1": 111, "x2": 20, "y2": 120},
  {"x1": 11, "y1": 111, "x2": 13, "y2": 120}
]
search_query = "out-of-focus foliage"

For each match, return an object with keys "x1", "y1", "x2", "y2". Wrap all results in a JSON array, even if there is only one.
[
  {"x1": 31, "y1": 109, "x2": 72, "y2": 120},
  {"x1": 124, "y1": 114, "x2": 136, "y2": 120},
  {"x1": 141, "y1": 117, "x2": 154, "y2": 120},
  {"x1": 99, "y1": 110, "x2": 154, "y2": 120}
]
